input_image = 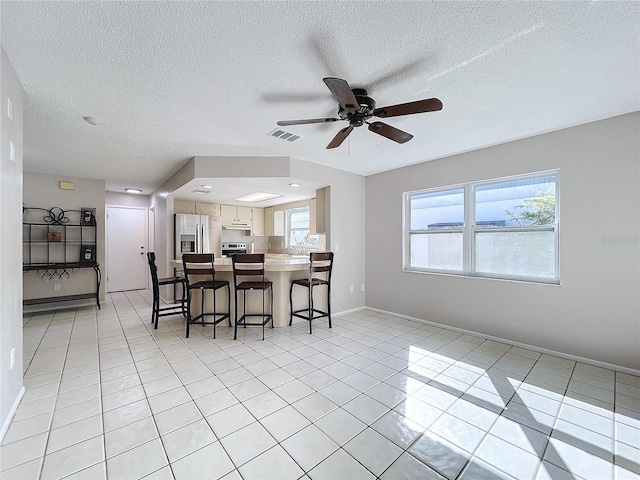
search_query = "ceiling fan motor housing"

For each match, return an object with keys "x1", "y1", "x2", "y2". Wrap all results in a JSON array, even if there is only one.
[{"x1": 338, "y1": 88, "x2": 376, "y2": 126}]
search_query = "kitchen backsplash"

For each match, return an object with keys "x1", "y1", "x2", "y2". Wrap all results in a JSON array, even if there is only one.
[{"x1": 220, "y1": 229, "x2": 326, "y2": 254}]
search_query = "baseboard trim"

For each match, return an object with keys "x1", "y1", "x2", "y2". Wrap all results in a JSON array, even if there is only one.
[
  {"x1": 366, "y1": 307, "x2": 640, "y2": 377},
  {"x1": 23, "y1": 299, "x2": 100, "y2": 313},
  {"x1": 0, "y1": 385, "x2": 25, "y2": 443},
  {"x1": 333, "y1": 306, "x2": 366, "y2": 317}
]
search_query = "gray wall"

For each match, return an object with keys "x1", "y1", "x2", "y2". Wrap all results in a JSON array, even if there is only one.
[
  {"x1": 365, "y1": 112, "x2": 640, "y2": 370},
  {"x1": 1, "y1": 47, "x2": 24, "y2": 438},
  {"x1": 291, "y1": 158, "x2": 366, "y2": 313}
]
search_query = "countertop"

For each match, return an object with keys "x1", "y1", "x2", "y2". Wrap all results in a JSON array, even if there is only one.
[{"x1": 170, "y1": 254, "x2": 311, "y2": 272}]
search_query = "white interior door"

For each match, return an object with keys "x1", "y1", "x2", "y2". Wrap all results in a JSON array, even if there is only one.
[{"x1": 107, "y1": 205, "x2": 147, "y2": 292}]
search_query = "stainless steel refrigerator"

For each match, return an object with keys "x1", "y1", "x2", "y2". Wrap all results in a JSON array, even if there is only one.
[{"x1": 174, "y1": 214, "x2": 222, "y2": 259}]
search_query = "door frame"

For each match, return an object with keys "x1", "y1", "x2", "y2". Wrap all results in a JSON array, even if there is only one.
[{"x1": 106, "y1": 204, "x2": 149, "y2": 292}]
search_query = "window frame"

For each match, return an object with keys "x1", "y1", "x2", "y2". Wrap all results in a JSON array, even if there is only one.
[
  {"x1": 284, "y1": 206, "x2": 318, "y2": 250},
  {"x1": 403, "y1": 170, "x2": 560, "y2": 284}
]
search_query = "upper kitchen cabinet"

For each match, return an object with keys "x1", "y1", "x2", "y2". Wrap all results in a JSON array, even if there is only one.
[
  {"x1": 264, "y1": 207, "x2": 274, "y2": 236},
  {"x1": 174, "y1": 199, "x2": 196, "y2": 214},
  {"x1": 221, "y1": 205, "x2": 252, "y2": 223},
  {"x1": 174, "y1": 200, "x2": 220, "y2": 217},
  {"x1": 251, "y1": 208, "x2": 264, "y2": 236},
  {"x1": 263, "y1": 207, "x2": 284, "y2": 237},
  {"x1": 273, "y1": 210, "x2": 285, "y2": 236},
  {"x1": 195, "y1": 203, "x2": 220, "y2": 217},
  {"x1": 221, "y1": 205, "x2": 253, "y2": 230}
]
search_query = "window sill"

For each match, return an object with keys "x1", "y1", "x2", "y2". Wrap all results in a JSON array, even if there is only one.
[{"x1": 403, "y1": 267, "x2": 560, "y2": 286}]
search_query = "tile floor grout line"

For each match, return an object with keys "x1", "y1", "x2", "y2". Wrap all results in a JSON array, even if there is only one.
[
  {"x1": 36, "y1": 307, "x2": 78, "y2": 479},
  {"x1": 534, "y1": 355, "x2": 579, "y2": 479},
  {"x1": 5, "y1": 293, "x2": 640, "y2": 479}
]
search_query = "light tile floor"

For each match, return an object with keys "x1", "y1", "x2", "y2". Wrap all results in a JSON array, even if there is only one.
[{"x1": 2, "y1": 290, "x2": 639, "y2": 479}]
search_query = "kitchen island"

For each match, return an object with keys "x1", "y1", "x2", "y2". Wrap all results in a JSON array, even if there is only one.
[{"x1": 169, "y1": 254, "x2": 326, "y2": 330}]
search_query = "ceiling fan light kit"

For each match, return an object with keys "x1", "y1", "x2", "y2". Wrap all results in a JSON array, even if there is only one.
[{"x1": 277, "y1": 77, "x2": 443, "y2": 149}]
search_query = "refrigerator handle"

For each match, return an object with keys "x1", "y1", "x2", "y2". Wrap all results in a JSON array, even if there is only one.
[
  {"x1": 199, "y1": 223, "x2": 204, "y2": 253},
  {"x1": 195, "y1": 224, "x2": 199, "y2": 253}
]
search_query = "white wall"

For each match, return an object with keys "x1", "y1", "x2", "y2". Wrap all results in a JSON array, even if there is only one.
[
  {"x1": 366, "y1": 112, "x2": 640, "y2": 370},
  {"x1": 106, "y1": 191, "x2": 150, "y2": 208},
  {"x1": 1, "y1": 47, "x2": 24, "y2": 438},
  {"x1": 23, "y1": 172, "x2": 106, "y2": 304}
]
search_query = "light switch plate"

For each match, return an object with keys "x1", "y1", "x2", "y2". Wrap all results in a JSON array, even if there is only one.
[
  {"x1": 9, "y1": 141, "x2": 15, "y2": 161},
  {"x1": 7, "y1": 97, "x2": 13, "y2": 119}
]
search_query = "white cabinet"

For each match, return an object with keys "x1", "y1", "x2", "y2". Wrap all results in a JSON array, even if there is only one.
[
  {"x1": 251, "y1": 208, "x2": 264, "y2": 236},
  {"x1": 174, "y1": 200, "x2": 221, "y2": 217},
  {"x1": 273, "y1": 210, "x2": 285, "y2": 236},
  {"x1": 221, "y1": 205, "x2": 253, "y2": 224},
  {"x1": 264, "y1": 208, "x2": 284, "y2": 237},
  {"x1": 264, "y1": 207, "x2": 274, "y2": 236},
  {"x1": 174, "y1": 199, "x2": 196, "y2": 214},
  {"x1": 237, "y1": 206, "x2": 252, "y2": 223},
  {"x1": 221, "y1": 205, "x2": 236, "y2": 223},
  {"x1": 195, "y1": 203, "x2": 220, "y2": 217}
]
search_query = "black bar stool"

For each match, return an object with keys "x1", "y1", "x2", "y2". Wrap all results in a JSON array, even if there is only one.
[
  {"x1": 289, "y1": 252, "x2": 334, "y2": 334},
  {"x1": 182, "y1": 253, "x2": 231, "y2": 339},
  {"x1": 232, "y1": 253, "x2": 273, "y2": 340},
  {"x1": 147, "y1": 252, "x2": 187, "y2": 330}
]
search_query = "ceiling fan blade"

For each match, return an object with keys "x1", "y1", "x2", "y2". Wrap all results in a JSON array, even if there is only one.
[
  {"x1": 368, "y1": 122, "x2": 413, "y2": 144},
  {"x1": 277, "y1": 118, "x2": 340, "y2": 126},
  {"x1": 323, "y1": 77, "x2": 359, "y2": 112},
  {"x1": 326, "y1": 125, "x2": 354, "y2": 149},
  {"x1": 373, "y1": 98, "x2": 443, "y2": 118}
]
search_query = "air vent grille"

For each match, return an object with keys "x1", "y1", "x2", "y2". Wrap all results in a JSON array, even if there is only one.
[
  {"x1": 192, "y1": 189, "x2": 211, "y2": 194},
  {"x1": 268, "y1": 128, "x2": 302, "y2": 142}
]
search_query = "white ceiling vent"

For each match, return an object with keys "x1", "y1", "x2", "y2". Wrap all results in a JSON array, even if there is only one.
[
  {"x1": 268, "y1": 128, "x2": 302, "y2": 142},
  {"x1": 192, "y1": 188, "x2": 212, "y2": 194}
]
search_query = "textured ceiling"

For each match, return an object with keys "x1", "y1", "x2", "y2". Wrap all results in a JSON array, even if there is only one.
[{"x1": 1, "y1": 1, "x2": 638, "y2": 196}]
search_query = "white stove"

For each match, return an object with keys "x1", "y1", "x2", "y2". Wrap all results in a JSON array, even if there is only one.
[{"x1": 221, "y1": 242, "x2": 247, "y2": 257}]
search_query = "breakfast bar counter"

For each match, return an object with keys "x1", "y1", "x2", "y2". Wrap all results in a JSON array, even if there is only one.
[{"x1": 169, "y1": 255, "x2": 325, "y2": 329}]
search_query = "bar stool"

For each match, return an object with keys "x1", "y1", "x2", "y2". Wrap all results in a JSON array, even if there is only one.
[
  {"x1": 232, "y1": 253, "x2": 273, "y2": 340},
  {"x1": 289, "y1": 252, "x2": 334, "y2": 334},
  {"x1": 147, "y1": 252, "x2": 187, "y2": 330},
  {"x1": 182, "y1": 253, "x2": 231, "y2": 339}
]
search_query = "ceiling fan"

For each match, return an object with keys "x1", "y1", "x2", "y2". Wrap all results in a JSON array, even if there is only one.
[{"x1": 277, "y1": 77, "x2": 443, "y2": 149}]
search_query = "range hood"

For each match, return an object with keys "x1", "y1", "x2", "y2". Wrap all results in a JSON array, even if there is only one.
[{"x1": 223, "y1": 221, "x2": 252, "y2": 230}]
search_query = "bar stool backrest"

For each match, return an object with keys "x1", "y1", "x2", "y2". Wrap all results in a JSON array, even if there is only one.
[
  {"x1": 147, "y1": 252, "x2": 160, "y2": 292},
  {"x1": 232, "y1": 253, "x2": 266, "y2": 285},
  {"x1": 147, "y1": 251, "x2": 158, "y2": 273},
  {"x1": 309, "y1": 252, "x2": 334, "y2": 282},
  {"x1": 182, "y1": 253, "x2": 216, "y2": 284}
]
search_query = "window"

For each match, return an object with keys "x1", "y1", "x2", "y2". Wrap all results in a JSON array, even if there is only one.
[
  {"x1": 404, "y1": 172, "x2": 559, "y2": 283},
  {"x1": 285, "y1": 206, "x2": 318, "y2": 249}
]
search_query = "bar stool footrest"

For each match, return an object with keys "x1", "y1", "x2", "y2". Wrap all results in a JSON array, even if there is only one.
[
  {"x1": 236, "y1": 314, "x2": 273, "y2": 327},
  {"x1": 291, "y1": 308, "x2": 328, "y2": 321},
  {"x1": 156, "y1": 302, "x2": 187, "y2": 318},
  {"x1": 190, "y1": 312, "x2": 230, "y2": 326}
]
